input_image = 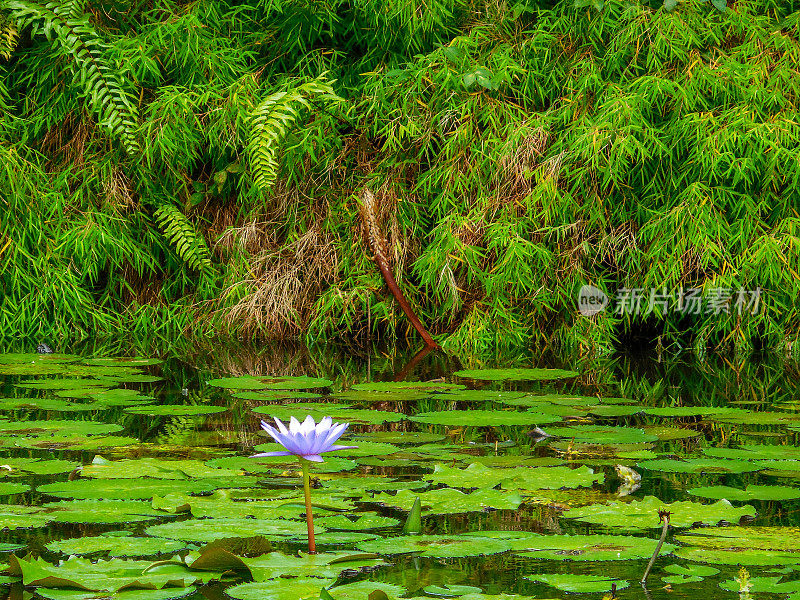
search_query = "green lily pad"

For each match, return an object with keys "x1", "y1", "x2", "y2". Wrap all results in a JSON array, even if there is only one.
[
  {"x1": 236, "y1": 551, "x2": 384, "y2": 581},
  {"x1": 410, "y1": 410, "x2": 559, "y2": 427},
  {"x1": 0, "y1": 420, "x2": 123, "y2": 435},
  {"x1": 663, "y1": 563, "x2": 719, "y2": 577},
  {"x1": 636, "y1": 458, "x2": 761, "y2": 474},
  {"x1": 352, "y1": 431, "x2": 445, "y2": 444},
  {"x1": 38, "y1": 478, "x2": 218, "y2": 500},
  {"x1": 8, "y1": 554, "x2": 206, "y2": 592},
  {"x1": 332, "y1": 390, "x2": 429, "y2": 403},
  {"x1": 0, "y1": 353, "x2": 80, "y2": 364},
  {"x1": 720, "y1": 576, "x2": 800, "y2": 593},
  {"x1": 1, "y1": 457, "x2": 79, "y2": 476},
  {"x1": 0, "y1": 481, "x2": 29, "y2": 495},
  {"x1": 208, "y1": 376, "x2": 271, "y2": 390},
  {"x1": 642, "y1": 426, "x2": 703, "y2": 440},
  {"x1": 524, "y1": 573, "x2": 628, "y2": 593},
  {"x1": 677, "y1": 526, "x2": 800, "y2": 551},
  {"x1": 234, "y1": 391, "x2": 322, "y2": 401},
  {"x1": 563, "y1": 496, "x2": 755, "y2": 529},
  {"x1": 688, "y1": 484, "x2": 800, "y2": 501},
  {"x1": 0, "y1": 505, "x2": 56, "y2": 529},
  {"x1": 317, "y1": 514, "x2": 400, "y2": 530},
  {"x1": 425, "y1": 463, "x2": 602, "y2": 491},
  {"x1": 0, "y1": 397, "x2": 112, "y2": 411},
  {"x1": 511, "y1": 533, "x2": 675, "y2": 561},
  {"x1": 145, "y1": 518, "x2": 317, "y2": 542},
  {"x1": 43, "y1": 499, "x2": 171, "y2": 524},
  {"x1": 225, "y1": 578, "x2": 335, "y2": 600},
  {"x1": 82, "y1": 457, "x2": 241, "y2": 479},
  {"x1": 47, "y1": 534, "x2": 188, "y2": 557},
  {"x1": 545, "y1": 426, "x2": 658, "y2": 444},
  {"x1": 259, "y1": 376, "x2": 333, "y2": 390},
  {"x1": 357, "y1": 534, "x2": 511, "y2": 557},
  {"x1": 369, "y1": 488, "x2": 522, "y2": 513},
  {"x1": 437, "y1": 390, "x2": 528, "y2": 402},
  {"x1": 674, "y1": 546, "x2": 800, "y2": 565},
  {"x1": 85, "y1": 358, "x2": 163, "y2": 367},
  {"x1": 643, "y1": 406, "x2": 746, "y2": 418},
  {"x1": 351, "y1": 382, "x2": 465, "y2": 391},
  {"x1": 253, "y1": 405, "x2": 404, "y2": 424},
  {"x1": 713, "y1": 411, "x2": 800, "y2": 425},
  {"x1": 423, "y1": 585, "x2": 484, "y2": 597},
  {"x1": 15, "y1": 378, "x2": 111, "y2": 390},
  {"x1": 326, "y1": 582, "x2": 406, "y2": 599},
  {"x1": 703, "y1": 445, "x2": 800, "y2": 461},
  {"x1": 37, "y1": 588, "x2": 194, "y2": 600},
  {"x1": 124, "y1": 405, "x2": 227, "y2": 416},
  {"x1": 453, "y1": 368, "x2": 578, "y2": 381}
]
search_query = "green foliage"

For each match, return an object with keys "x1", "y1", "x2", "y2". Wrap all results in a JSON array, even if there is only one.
[
  {"x1": 153, "y1": 204, "x2": 215, "y2": 277},
  {"x1": 2, "y1": 0, "x2": 800, "y2": 353}
]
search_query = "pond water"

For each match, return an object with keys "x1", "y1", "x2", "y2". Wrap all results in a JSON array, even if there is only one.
[{"x1": 0, "y1": 340, "x2": 798, "y2": 600}]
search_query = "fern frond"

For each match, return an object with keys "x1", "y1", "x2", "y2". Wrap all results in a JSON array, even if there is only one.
[
  {"x1": 0, "y1": 13, "x2": 18, "y2": 59},
  {"x1": 153, "y1": 204, "x2": 215, "y2": 276},
  {"x1": 2, "y1": 0, "x2": 139, "y2": 154},
  {"x1": 247, "y1": 77, "x2": 340, "y2": 192}
]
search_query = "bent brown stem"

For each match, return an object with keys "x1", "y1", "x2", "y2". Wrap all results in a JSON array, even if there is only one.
[
  {"x1": 359, "y1": 189, "x2": 439, "y2": 349},
  {"x1": 641, "y1": 510, "x2": 670, "y2": 584}
]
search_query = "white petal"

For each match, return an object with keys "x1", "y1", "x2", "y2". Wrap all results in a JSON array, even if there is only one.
[{"x1": 289, "y1": 416, "x2": 302, "y2": 433}]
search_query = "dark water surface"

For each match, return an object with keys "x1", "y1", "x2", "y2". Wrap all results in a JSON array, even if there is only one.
[{"x1": 1, "y1": 339, "x2": 799, "y2": 600}]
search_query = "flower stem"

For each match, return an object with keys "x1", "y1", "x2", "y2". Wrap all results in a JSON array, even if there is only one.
[{"x1": 300, "y1": 458, "x2": 316, "y2": 554}]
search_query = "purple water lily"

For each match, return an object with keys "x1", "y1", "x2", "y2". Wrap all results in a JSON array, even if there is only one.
[
  {"x1": 251, "y1": 415, "x2": 358, "y2": 554},
  {"x1": 253, "y1": 415, "x2": 358, "y2": 463}
]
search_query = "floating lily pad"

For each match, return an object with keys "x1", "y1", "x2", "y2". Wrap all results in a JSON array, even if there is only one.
[
  {"x1": 43, "y1": 499, "x2": 171, "y2": 524},
  {"x1": 37, "y1": 588, "x2": 195, "y2": 600},
  {"x1": 357, "y1": 535, "x2": 511, "y2": 557},
  {"x1": 677, "y1": 526, "x2": 800, "y2": 552},
  {"x1": 425, "y1": 463, "x2": 602, "y2": 491},
  {"x1": 208, "y1": 376, "x2": 272, "y2": 390},
  {"x1": 511, "y1": 533, "x2": 675, "y2": 561},
  {"x1": 423, "y1": 585, "x2": 484, "y2": 597},
  {"x1": 259, "y1": 376, "x2": 333, "y2": 390},
  {"x1": 0, "y1": 505, "x2": 55, "y2": 529},
  {"x1": 326, "y1": 582, "x2": 406, "y2": 599},
  {"x1": 713, "y1": 412, "x2": 800, "y2": 425},
  {"x1": 145, "y1": 518, "x2": 316, "y2": 542},
  {"x1": 688, "y1": 484, "x2": 800, "y2": 501},
  {"x1": 85, "y1": 358, "x2": 163, "y2": 367},
  {"x1": 545, "y1": 426, "x2": 658, "y2": 444},
  {"x1": 15, "y1": 378, "x2": 111, "y2": 390},
  {"x1": 703, "y1": 445, "x2": 800, "y2": 461},
  {"x1": 642, "y1": 406, "x2": 746, "y2": 418},
  {"x1": 0, "y1": 481, "x2": 30, "y2": 495},
  {"x1": 437, "y1": 390, "x2": 528, "y2": 402},
  {"x1": 318, "y1": 514, "x2": 400, "y2": 530},
  {"x1": 0, "y1": 458, "x2": 78, "y2": 476},
  {"x1": 674, "y1": 546, "x2": 800, "y2": 565},
  {"x1": 351, "y1": 382, "x2": 466, "y2": 392},
  {"x1": 253, "y1": 405, "x2": 404, "y2": 424},
  {"x1": 563, "y1": 496, "x2": 755, "y2": 529},
  {"x1": 124, "y1": 405, "x2": 227, "y2": 416},
  {"x1": 38, "y1": 478, "x2": 218, "y2": 500},
  {"x1": 636, "y1": 458, "x2": 761, "y2": 474},
  {"x1": 0, "y1": 353, "x2": 80, "y2": 365},
  {"x1": 46, "y1": 534, "x2": 188, "y2": 557},
  {"x1": 524, "y1": 573, "x2": 629, "y2": 593},
  {"x1": 0, "y1": 397, "x2": 111, "y2": 411},
  {"x1": 225, "y1": 578, "x2": 335, "y2": 600},
  {"x1": 369, "y1": 488, "x2": 522, "y2": 513},
  {"x1": 0, "y1": 420, "x2": 123, "y2": 435},
  {"x1": 454, "y1": 368, "x2": 578, "y2": 381},
  {"x1": 82, "y1": 457, "x2": 241, "y2": 480},
  {"x1": 234, "y1": 391, "x2": 322, "y2": 401},
  {"x1": 720, "y1": 576, "x2": 800, "y2": 593},
  {"x1": 410, "y1": 410, "x2": 558, "y2": 427},
  {"x1": 642, "y1": 426, "x2": 703, "y2": 440},
  {"x1": 332, "y1": 390, "x2": 429, "y2": 403},
  {"x1": 352, "y1": 431, "x2": 445, "y2": 444},
  {"x1": 8, "y1": 554, "x2": 206, "y2": 592},
  {"x1": 663, "y1": 563, "x2": 719, "y2": 577}
]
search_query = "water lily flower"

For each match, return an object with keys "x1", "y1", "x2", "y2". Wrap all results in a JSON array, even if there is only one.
[
  {"x1": 251, "y1": 415, "x2": 357, "y2": 554},
  {"x1": 253, "y1": 415, "x2": 357, "y2": 462}
]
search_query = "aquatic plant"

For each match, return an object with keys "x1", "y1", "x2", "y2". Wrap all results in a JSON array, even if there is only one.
[{"x1": 253, "y1": 415, "x2": 357, "y2": 552}]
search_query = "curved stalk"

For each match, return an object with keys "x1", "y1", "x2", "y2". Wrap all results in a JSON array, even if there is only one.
[
  {"x1": 300, "y1": 458, "x2": 316, "y2": 553},
  {"x1": 641, "y1": 511, "x2": 670, "y2": 584}
]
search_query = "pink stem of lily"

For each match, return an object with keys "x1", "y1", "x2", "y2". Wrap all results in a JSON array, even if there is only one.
[{"x1": 300, "y1": 458, "x2": 316, "y2": 554}]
